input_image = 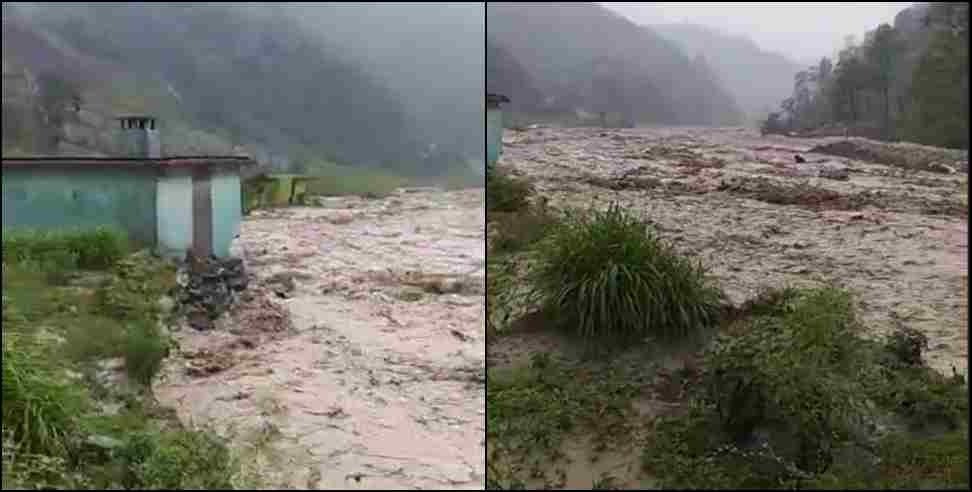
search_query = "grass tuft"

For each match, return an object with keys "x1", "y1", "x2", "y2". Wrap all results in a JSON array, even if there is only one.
[
  {"x1": 1, "y1": 331, "x2": 89, "y2": 457},
  {"x1": 527, "y1": 203, "x2": 721, "y2": 347}
]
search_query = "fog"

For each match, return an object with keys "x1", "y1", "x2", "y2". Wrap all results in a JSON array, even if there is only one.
[
  {"x1": 602, "y1": 2, "x2": 914, "y2": 63},
  {"x1": 279, "y1": 2, "x2": 485, "y2": 163},
  {"x1": 3, "y1": 2, "x2": 485, "y2": 174}
]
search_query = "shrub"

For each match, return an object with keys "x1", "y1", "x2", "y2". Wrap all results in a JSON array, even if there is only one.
[
  {"x1": 884, "y1": 323, "x2": 929, "y2": 367},
  {"x1": 867, "y1": 363, "x2": 967, "y2": 433},
  {"x1": 809, "y1": 430, "x2": 969, "y2": 489},
  {"x1": 488, "y1": 208, "x2": 559, "y2": 254},
  {"x1": 526, "y1": 203, "x2": 721, "y2": 346},
  {"x1": 96, "y1": 252, "x2": 177, "y2": 322},
  {"x1": 2, "y1": 227, "x2": 128, "y2": 270},
  {"x1": 702, "y1": 288, "x2": 866, "y2": 473},
  {"x1": 487, "y1": 169, "x2": 533, "y2": 214},
  {"x1": 119, "y1": 428, "x2": 237, "y2": 489},
  {"x1": 123, "y1": 321, "x2": 169, "y2": 387}
]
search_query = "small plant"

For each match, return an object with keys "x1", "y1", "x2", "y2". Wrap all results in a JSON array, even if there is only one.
[
  {"x1": 489, "y1": 208, "x2": 559, "y2": 254},
  {"x1": 1, "y1": 331, "x2": 89, "y2": 456},
  {"x1": 885, "y1": 323, "x2": 929, "y2": 367},
  {"x1": 527, "y1": 203, "x2": 721, "y2": 347},
  {"x1": 809, "y1": 430, "x2": 969, "y2": 489},
  {"x1": 487, "y1": 169, "x2": 534, "y2": 214},
  {"x1": 118, "y1": 427, "x2": 238, "y2": 489},
  {"x1": 487, "y1": 355, "x2": 640, "y2": 486},
  {"x1": 96, "y1": 252, "x2": 177, "y2": 322},
  {"x1": 123, "y1": 321, "x2": 169, "y2": 388},
  {"x1": 702, "y1": 288, "x2": 866, "y2": 473}
]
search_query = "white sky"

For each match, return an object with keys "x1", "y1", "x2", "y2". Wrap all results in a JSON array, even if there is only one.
[{"x1": 601, "y1": 2, "x2": 915, "y2": 65}]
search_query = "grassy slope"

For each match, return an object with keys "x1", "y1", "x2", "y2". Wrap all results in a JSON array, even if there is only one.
[{"x1": 1, "y1": 229, "x2": 251, "y2": 489}]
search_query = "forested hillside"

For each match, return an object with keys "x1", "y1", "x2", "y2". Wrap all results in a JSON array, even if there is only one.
[
  {"x1": 485, "y1": 2, "x2": 744, "y2": 127},
  {"x1": 762, "y1": 2, "x2": 968, "y2": 149},
  {"x1": 1, "y1": 3, "x2": 479, "y2": 175},
  {"x1": 486, "y1": 39, "x2": 543, "y2": 115}
]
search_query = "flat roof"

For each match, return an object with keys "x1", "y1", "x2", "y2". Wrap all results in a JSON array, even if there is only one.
[
  {"x1": 1, "y1": 156, "x2": 256, "y2": 169},
  {"x1": 486, "y1": 93, "x2": 510, "y2": 105}
]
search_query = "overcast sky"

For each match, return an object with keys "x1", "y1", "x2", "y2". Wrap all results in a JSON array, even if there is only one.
[{"x1": 601, "y1": 2, "x2": 915, "y2": 64}]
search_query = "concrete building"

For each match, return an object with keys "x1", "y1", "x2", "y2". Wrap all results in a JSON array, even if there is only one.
[
  {"x1": 1, "y1": 116, "x2": 254, "y2": 259},
  {"x1": 486, "y1": 93, "x2": 510, "y2": 171}
]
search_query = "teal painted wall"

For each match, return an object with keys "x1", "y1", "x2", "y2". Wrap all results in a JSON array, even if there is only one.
[
  {"x1": 210, "y1": 171, "x2": 242, "y2": 258},
  {"x1": 487, "y1": 107, "x2": 505, "y2": 168},
  {"x1": 156, "y1": 170, "x2": 193, "y2": 259},
  {"x1": 2, "y1": 167, "x2": 158, "y2": 246}
]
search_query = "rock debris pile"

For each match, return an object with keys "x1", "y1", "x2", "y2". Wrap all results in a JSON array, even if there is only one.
[{"x1": 177, "y1": 255, "x2": 249, "y2": 331}]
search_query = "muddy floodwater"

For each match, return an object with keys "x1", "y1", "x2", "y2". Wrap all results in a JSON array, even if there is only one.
[
  {"x1": 155, "y1": 189, "x2": 485, "y2": 489},
  {"x1": 497, "y1": 126, "x2": 967, "y2": 379}
]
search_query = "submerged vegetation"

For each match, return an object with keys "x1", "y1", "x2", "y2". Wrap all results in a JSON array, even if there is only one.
[
  {"x1": 1, "y1": 227, "x2": 245, "y2": 489},
  {"x1": 485, "y1": 164, "x2": 968, "y2": 489}
]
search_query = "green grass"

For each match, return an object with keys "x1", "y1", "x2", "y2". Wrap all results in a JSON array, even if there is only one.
[
  {"x1": 1, "y1": 331, "x2": 90, "y2": 457},
  {"x1": 485, "y1": 160, "x2": 969, "y2": 489},
  {"x1": 809, "y1": 430, "x2": 969, "y2": 489},
  {"x1": 487, "y1": 169, "x2": 533, "y2": 214},
  {"x1": 2, "y1": 226, "x2": 129, "y2": 271},
  {"x1": 1, "y1": 240, "x2": 241, "y2": 489},
  {"x1": 641, "y1": 286, "x2": 969, "y2": 489},
  {"x1": 486, "y1": 354, "x2": 641, "y2": 488},
  {"x1": 526, "y1": 203, "x2": 722, "y2": 347},
  {"x1": 302, "y1": 160, "x2": 414, "y2": 199}
]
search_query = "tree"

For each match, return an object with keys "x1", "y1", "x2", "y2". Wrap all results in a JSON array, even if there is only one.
[
  {"x1": 863, "y1": 24, "x2": 902, "y2": 139},
  {"x1": 904, "y1": 3, "x2": 969, "y2": 149}
]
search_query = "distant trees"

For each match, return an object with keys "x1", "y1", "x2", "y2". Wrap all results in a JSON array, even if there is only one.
[{"x1": 762, "y1": 3, "x2": 968, "y2": 149}]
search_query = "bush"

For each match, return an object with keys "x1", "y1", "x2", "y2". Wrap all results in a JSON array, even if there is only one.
[
  {"x1": 118, "y1": 428, "x2": 237, "y2": 489},
  {"x1": 526, "y1": 203, "x2": 721, "y2": 346},
  {"x1": 643, "y1": 286, "x2": 969, "y2": 488},
  {"x1": 96, "y1": 252, "x2": 177, "y2": 322},
  {"x1": 487, "y1": 170, "x2": 534, "y2": 214},
  {"x1": 488, "y1": 208, "x2": 559, "y2": 254},
  {"x1": 702, "y1": 288, "x2": 866, "y2": 473},
  {"x1": 809, "y1": 430, "x2": 969, "y2": 489},
  {"x1": 123, "y1": 321, "x2": 169, "y2": 388},
  {"x1": 2, "y1": 227, "x2": 129, "y2": 270},
  {"x1": 884, "y1": 323, "x2": 929, "y2": 367}
]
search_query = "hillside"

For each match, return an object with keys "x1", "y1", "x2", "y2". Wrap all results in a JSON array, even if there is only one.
[
  {"x1": 486, "y1": 39, "x2": 543, "y2": 114},
  {"x1": 652, "y1": 23, "x2": 803, "y2": 123},
  {"x1": 1, "y1": 3, "x2": 474, "y2": 175},
  {"x1": 486, "y1": 2, "x2": 744, "y2": 127},
  {"x1": 763, "y1": 3, "x2": 968, "y2": 149},
  {"x1": 280, "y1": 2, "x2": 484, "y2": 170}
]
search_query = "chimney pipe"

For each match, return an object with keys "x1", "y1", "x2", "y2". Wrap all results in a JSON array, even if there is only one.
[{"x1": 116, "y1": 115, "x2": 161, "y2": 158}]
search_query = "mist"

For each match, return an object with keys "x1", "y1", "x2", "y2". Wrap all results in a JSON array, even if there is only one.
[
  {"x1": 280, "y1": 3, "x2": 485, "y2": 161},
  {"x1": 2, "y1": 2, "x2": 485, "y2": 176},
  {"x1": 601, "y1": 2, "x2": 914, "y2": 63}
]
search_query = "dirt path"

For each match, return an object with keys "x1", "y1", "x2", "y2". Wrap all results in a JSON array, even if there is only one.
[
  {"x1": 155, "y1": 189, "x2": 485, "y2": 489},
  {"x1": 497, "y1": 126, "x2": 967, "y2": 378}
]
